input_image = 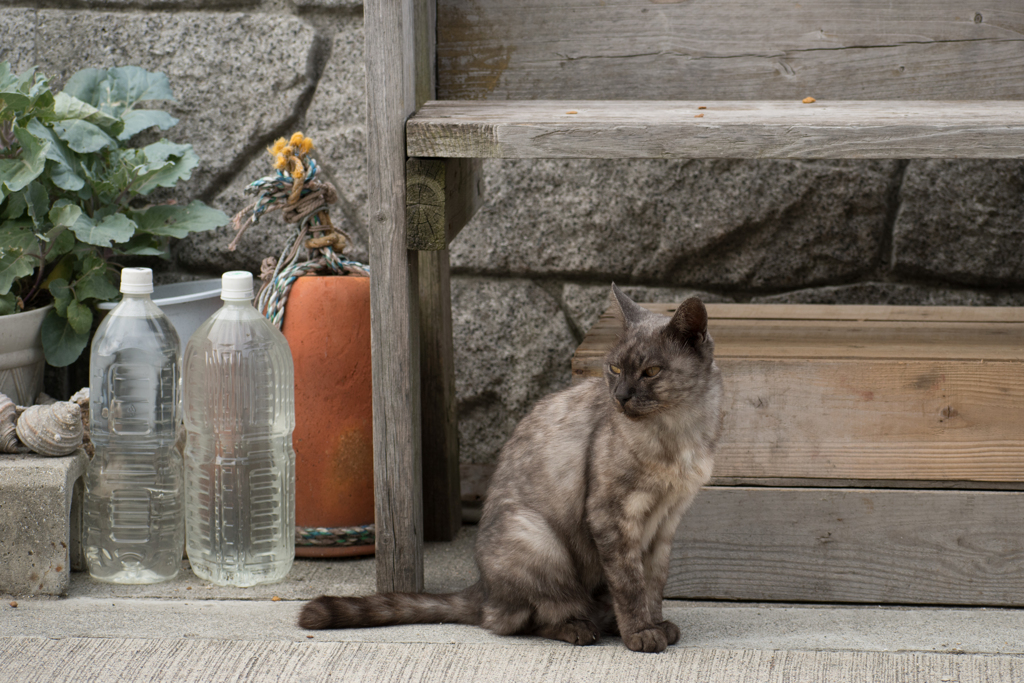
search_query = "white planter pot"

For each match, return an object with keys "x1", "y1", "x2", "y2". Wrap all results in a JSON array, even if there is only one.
[
  {"x1": 97, "y1": 279, "x2": 222, "y2": 356},
  {"x1": 0, "y1": 305, "x2": 51, "y2": 405}
]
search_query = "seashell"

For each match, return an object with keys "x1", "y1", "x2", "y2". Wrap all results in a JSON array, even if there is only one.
[
  {"x1": 69, "y1": 388, "x2": 93, "y2": 458},
  {"x1": 15, "y1": 401, "x2": 84, "y2": 457},
  {"x1": 0, "y1": 393, "x2": 19, "y2": 453}
]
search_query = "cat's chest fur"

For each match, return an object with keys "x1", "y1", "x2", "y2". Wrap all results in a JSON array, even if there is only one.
[{"x1": 594, "y1": 407, "x2": 716, "y2": 549}]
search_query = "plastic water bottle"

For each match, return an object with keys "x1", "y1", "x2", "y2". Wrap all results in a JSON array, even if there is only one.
[
  {"x1": 182, "y1": 271, "x2": 295, "y2": 586},
  {"x1": 84, "y1": 267, "x2": 184, "y2": 584}
]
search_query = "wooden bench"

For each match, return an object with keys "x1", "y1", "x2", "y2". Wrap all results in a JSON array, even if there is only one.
[
  {"x1": 575, "y1": 304, "x2": 1024, "y2": 604},
  {"x1": 364, "y1": 0, "x2": 1024, "y2": 592}
]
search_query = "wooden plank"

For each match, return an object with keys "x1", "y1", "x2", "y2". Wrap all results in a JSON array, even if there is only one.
[
  {"x1": 419, "y1": 248, "x2": 462, "y2": 541},
  {"x1": 700, "y1": 303, "x2": 1024, "y2": 323},
  {"x1": 573, "y1": 303, "x2": 1024, "y2": 482},
  {"x1": 709, "y1": 477, "x2": 1024, "y2": 491},
  {"x1": 459, "y1": 462, "x2": 1024, "y2": 498},
  {"x1": 410, "y1": 0, "x2": 468, "y2": 542},
  {"x1": 365, "y1": 0, "x2": 424, "y2": 593},
  {"x1": 406, "y1": 157, "x2": 484, "y2": 250},
  {"x1": 576, "y1": 320, "x2": 1024, "y2": 362},
  {"x1": 437, "y1": 0, "x2": 1024, "y2": 101},
  {"x1": 407, "y1": 100, "x2": 1024, "y2": 160},
  {"x1": 668, "y1": 486, "x2": 1024, "y2": 605},
  {"x1": 413, "y1": 0, "x2": 434, "y2": 109},
  {"x1": 577, "y1": 323, "x2": 1024, "y2": 362},
  {"x1": 573, "y1": 304, "x2": 1024, "y2": 364},
  {"x1": 581, "y1": 358, "x2": 1024, "y2": 482},
  {"x1": 716, "y1": 359, "x2": 1024, "y2": 482}
]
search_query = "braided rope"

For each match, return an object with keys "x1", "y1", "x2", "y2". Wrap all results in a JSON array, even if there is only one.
[
  {"x1": 255, "y1": 242, "x2": 368, "y2": 329},
  {"x1": 230, "y1": 140, "x2": 369, "y2": 331},
  {"x1": 296, "y1": 524, "x2": 375, "y2": 547}
]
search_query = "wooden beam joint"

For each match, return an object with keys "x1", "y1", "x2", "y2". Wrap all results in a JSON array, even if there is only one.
[{"x1": 406, "y1": 157, "x2": 483, "y2": 250}]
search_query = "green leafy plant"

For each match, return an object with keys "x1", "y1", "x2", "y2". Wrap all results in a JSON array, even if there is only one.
[{"x1": 0, "y1": 62, "x2": 228, "y2": 366}]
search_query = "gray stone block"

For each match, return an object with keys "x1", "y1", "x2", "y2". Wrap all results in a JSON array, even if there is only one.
[
  {"x1": 893, "y1": 160, "x2": 1024, "y2": 287},
  {"x1": 752, "y1": 282, "x2": 1024, "y2": 306},
  {"x1": 300, "y1": 20, "x2": 368, "y2": 262},
  {"x1": 175, "y1": 18, "x2": 369, "y2": 274},
  {"x1": 451, "y1": 277, "x2": 578, "y2": 466},
  {"x1": 65, "y1": 0, "x2": 251, "y2": 8},
  {"x1": 31, "y1": 10, "x2": 321, "y2": 201},
  {"x1": 290, "y1": 0, "x2": 363, "y2": 8},
  {"x1": 451, "y1": 159, "x2": 898, "y2": 291},
  {"x1": 0, "y1": 9, "x2": 36, "y2": 73},
  {"x1": 172, "y1": 153, "x2": 303, "y2": 276},
  {"x1": 0, "y1": 451, "x2": 88, "y2": 596}
]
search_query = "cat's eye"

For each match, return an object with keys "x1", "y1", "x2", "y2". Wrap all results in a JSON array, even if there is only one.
[
  {"x1": 643, "y1": 366, "x2": 661, "y2": 378},
  {"x1": 609, "y1": 365, "x2": 621, "y2": 375}
]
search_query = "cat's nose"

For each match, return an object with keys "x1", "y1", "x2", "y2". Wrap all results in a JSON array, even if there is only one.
[{"x1": 615, "y1": 385, "x2": 634, "y2": 407}]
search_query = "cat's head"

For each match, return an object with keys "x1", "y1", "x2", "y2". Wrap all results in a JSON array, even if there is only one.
[{"x1": 604, "y1": 284, "x2": 716, "y2": 419}]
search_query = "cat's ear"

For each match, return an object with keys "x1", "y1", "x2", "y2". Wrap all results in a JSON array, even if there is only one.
[
  {"x1": 610, "y1": 283, "x2": 648, "y2": 329},
  {"x1": 665, "y1": 297, "x2": 708, "y2": 346}
]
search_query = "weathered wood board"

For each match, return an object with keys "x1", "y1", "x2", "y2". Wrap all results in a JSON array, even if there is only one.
[
  {"x1": 437, "y1": 0, "x2": 1024, "y2": 101},
  {"x1": 573, "y1": 303, "x2": 1024, "y2": 483},
  {"x1": 406, "y1": 157, "x2": 484, "y2": 250},
  {"x1": 669, "y1": 486, "x2": 1024, "y2": 605},
  {"x1": 407, "y1": 100, "x2": 1024, "y2": 160},
  {"x1": 419, "y1": 248, "x2": 462, "y2": 542},
  {"x1": 366, "y1": 0, "x2": 425, "y2": 592},
  {"x1": 575, "y1": 303, "x2": 1024, "y2": 362}
]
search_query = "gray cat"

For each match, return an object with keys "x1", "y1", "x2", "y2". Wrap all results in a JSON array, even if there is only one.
[{"x1": 299, "y1": 284, "x2": 723, "y2": 653}]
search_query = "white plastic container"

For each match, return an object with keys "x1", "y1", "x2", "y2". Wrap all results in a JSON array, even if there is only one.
[
  {"x1": 98, "y1": 279, "x2": 221, "y2": 360},
  {"x1": 84, "y1": 267, "x2": 184, "y2": 584},
  {"x1": 182, "y1": 271, "x2": 296, "y2": 586}
]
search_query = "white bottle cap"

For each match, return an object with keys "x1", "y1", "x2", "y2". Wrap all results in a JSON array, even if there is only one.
[
  {"x1": 119, "y1": 267, "x2": 153, "y2": 294},
  {"x1": 221, "y1": 271, "x2": 254, "y2": 301}
]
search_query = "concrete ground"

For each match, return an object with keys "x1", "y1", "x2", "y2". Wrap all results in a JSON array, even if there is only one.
[{"x1": 2, "y1": 527, "x2": 1023, "y2": 682}]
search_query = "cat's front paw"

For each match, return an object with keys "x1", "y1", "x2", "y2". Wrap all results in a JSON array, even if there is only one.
[
  {"x1": 656, "y1": 620, "x2": 680, "y2": 645},
  {"x1": 623, "y1": 626, "x2": 668, "y2": 653}
]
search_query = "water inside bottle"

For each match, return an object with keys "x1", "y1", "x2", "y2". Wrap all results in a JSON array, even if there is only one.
[
  {"x1": 85, "y1": 298, "x2": 183, "y2": 584},
  {"x1": 183, "y1": 300, "x2": 295, "y2": 587}
]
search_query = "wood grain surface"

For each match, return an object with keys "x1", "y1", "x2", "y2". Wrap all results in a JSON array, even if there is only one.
[
  {"x1": 575, "y1": 303, "x2": 1024, "y2": 363},
  {"x1": 406, "y1": 158, "x2": 483, "y2": 250},
  {"x1": 573, "y1": 303, "x2": 1024, "y2": 482},
  {"x1": 366, "y1": 0, "x2": 424, "y2": 592},
  {"x1": 419, "y1": 248, "x2": 462, "y2": 542},
  {"x1": 436, "y1": 0, "x2": 1024, "y2": 101},
  {"x1": 407, "y1": 100, "x2": 1024, "y2": 159},
  {"x1": 406, "y1": 158, "x2": 448, "y2": 250},
  {"x1": 669, "y1": 486, "x2": 1024, "y2": 605}
]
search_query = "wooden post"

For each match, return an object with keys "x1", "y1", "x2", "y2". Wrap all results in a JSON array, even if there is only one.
[
  {"x1": 407, "y1": 0, "x2": 481, "y2": 542},
  {"x1": 407, "y1": 158, "x2": 484, "y2": 251},
  {"x1": 365, "y1": 0, "x2": 423, "y2": 593},
  {"x1": 407, "y1": 157, "x2": 483, "y2": 541},
  {"x1": 418, "y1": 249, "x2": 461, "y2": 541}
]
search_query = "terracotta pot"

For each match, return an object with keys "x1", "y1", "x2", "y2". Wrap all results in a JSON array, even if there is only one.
[{"x1": 282, "y1": 275, "x2": 374, "y2": 558}]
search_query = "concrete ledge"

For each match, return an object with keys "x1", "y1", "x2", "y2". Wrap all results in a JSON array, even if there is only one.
[{"x1": 0, "y1": 450, "x2": 88, "y2": 596}]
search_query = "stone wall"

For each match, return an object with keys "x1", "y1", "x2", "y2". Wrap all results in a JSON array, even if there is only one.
[{"x1": 4, "y1": 3, "x2": 1024, "y2": 470}]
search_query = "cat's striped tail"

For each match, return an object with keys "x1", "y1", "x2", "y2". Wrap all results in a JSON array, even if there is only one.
[{"x1": 298, "y1": 583, "x2": 483, "y2": 629}]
